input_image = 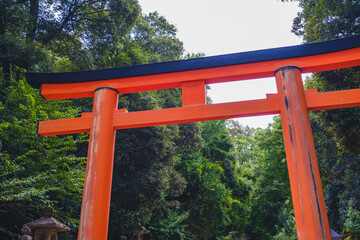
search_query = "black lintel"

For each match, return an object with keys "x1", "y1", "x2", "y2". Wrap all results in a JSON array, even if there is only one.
[{"x1": 25, "y1": 35, "x2": 360, "y2": 89}]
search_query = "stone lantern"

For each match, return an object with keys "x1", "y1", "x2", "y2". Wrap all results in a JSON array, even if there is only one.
[
  {"x1": 23, "y1": 207, "x2": 70, "y2": 240},
  {"x1": 18, "y1": 226, "x2": 32, "y2": 240}
]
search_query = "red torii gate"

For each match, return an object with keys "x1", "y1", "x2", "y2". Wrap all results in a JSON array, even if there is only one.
[{"x1": 26, "y1": 36, "x2": 360, "y2": 240}]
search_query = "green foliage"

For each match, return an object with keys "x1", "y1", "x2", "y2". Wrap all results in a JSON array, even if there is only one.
[
  {"x1": 3, "y1": 0, "x2": 359, "y2": 239},
  {"x1": 149, "y1": 208, "x2": 193, "y2": 240},
  {"x1": 343, "y1": 205, "x2": 360, "y2": 240},
  {"x1": 310, "y1": 115, "x2": 360, "y2": 235},
  {"x1": 132, "y1": 12, "x2": 184, "y2": 63},
  {"x1": 293, "y1": 0, "x2": 360, "y2": 154},
  {"x1": 0, "y1": 1, "x2": 195, "y2": 238},
  {"x1": 294, "y1": 0, "x2": 360, "y2": 237},
  {"x1": 108, "y1": 89, "x2": 203, "y2": 238},
  {"x1": 305, "y1": 71, "x2": 360, "y2": 154},
  {"x1": 179, "y1": 152, "x2": 233, "y2": 239},
  {"x1": 176, "y1": 120, "x2": 251, "y2": 240},
  {"x1": 273, "y1": 209, "x2": 297, "y2": 240},
  {"x1": 0, "y1": 76, "x2": 86, "y2": 239},
  {"x1": 217, "y1": 231, "x2": 244, "y2": 240},
  {"x1": 292, "y1": 0, "x2": 360, "y2": 42},
  {"x1": 238, "y1": 117, "x2": 294, "y2": 240}
]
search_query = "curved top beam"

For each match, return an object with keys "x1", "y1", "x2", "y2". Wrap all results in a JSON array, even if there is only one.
[{"x1": 26, "y1": 36, "x2": 360, "y2": 89}]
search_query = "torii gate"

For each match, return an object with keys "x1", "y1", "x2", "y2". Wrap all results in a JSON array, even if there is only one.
[{"x1": 26, "y1": 36, "x2": 360, "y2": 240}]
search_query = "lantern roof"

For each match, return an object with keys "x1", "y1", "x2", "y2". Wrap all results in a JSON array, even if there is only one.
[{"x1": 25, "y1": 217, "x2": 70, "y2": 232}]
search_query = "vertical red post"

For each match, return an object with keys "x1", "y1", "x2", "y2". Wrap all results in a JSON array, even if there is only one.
[
  {"x1": 182, "y1": 80, "x2": 206, "y2": 106},
  {"x1": 275, "y1": 67, "x2": 331, "y2": 240},
  {"x1": 78, "y1": 87, "x2": 119, "y2": 240}
]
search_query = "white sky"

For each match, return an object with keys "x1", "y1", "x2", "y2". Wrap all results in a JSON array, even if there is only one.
[{"x1": 138, "y1": 0, "x2": 303, "y2": 128}]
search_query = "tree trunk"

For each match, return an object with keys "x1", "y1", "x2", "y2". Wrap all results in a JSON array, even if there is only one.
[
  {"x1": 26, "y1": 0, "x2": 40, "y2": 42},
  {"x1": 0, "y1": 0, "x2": 11, "y2": 87}
]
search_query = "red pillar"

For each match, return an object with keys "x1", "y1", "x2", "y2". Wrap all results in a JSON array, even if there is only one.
[
  {"x1": 182, "y1": 80, "x2": 206, "y2": 106},
  {"x1": 275, "y1": 67, "x2": 331, "y2": 240},
  {"x1": 78, "y1": 87, "x2": 119, "y2": 240}
]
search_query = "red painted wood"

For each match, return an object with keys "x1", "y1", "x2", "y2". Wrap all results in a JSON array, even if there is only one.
[
  {"x1": 40, "y1": 47, "x2": 360, "y2": 99},
  {"x1": 37, "y1": 88, "x2": 360, "y2": 136},
  {"x1": 182, "y1": 80, "x2": 206, "y2": 106},
  {"x1": 30, "y1": 42, "x2": 360, "y2": 240},
  {"x1": 275, "y1": 67, "x2": 331, "y2": 240},
  {"x1": 78, "y1": 88, "x2": 119, "y2": 240}
]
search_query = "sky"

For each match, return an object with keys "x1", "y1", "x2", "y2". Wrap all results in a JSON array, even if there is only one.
[{"x1": 137, "y1": 0, "x2": 303, "y2": 128}]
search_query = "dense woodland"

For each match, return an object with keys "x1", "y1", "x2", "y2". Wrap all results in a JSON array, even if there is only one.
[{"x1": 0, "y1": 0, "x2": 359, "y2": 239}]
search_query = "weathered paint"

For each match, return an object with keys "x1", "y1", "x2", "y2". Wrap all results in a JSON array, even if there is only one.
[
  {"x1": 40, "y1": 47, "x2": 360, "y2": 100},
  {"x1": 78, "y1": 88, "x2": 119, "y2": 240},
  {"x1": 29, "y1": 42, "x2": 360, "y2": 240},
  {"x1": 37, "y1": 88, "x2": 360, "y2": 136},
  {"x1": 275, "y1": 67, "x2": 331, "y2": 240}
]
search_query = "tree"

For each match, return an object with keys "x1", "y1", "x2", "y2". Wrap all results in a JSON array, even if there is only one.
[
  {"x1": 108, "y1": 91, "x2": 203, "y2": 237},
  {"x1": 149, "y1": 208, "x2": 193, "y2": 240},
  {"x1": 237, "y1": 117, "x2": 295, "y2": 240},
  {"x1": 132, "y1": 12, "x2": 184, "y2": 63},
  {"x1": 0, "y1": 76, "x2": 86, "y2": 239},
  {"x1": 175, "y1": 120, "x2": 251, "y2": 240},
  {"x1": 290, "y1": 0, "x2": 360, "y2": 236},
  {"x1": 0, "y1": 1, "x2": 199, "y2": 239},
  {"x1": 291, "y1": 0, "x2": 360, "y2": 154}
]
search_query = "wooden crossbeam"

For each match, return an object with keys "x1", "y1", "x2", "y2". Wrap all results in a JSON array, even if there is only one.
[
  {"x1": 37, "y1": 88, "x2": 360, "y2": 136},
  {"x1": 39, "y1": 47, "x2": 360, "y2": 100},
  {"x1": 26, "y1": 36, "x2": 360, "y2": 240}
]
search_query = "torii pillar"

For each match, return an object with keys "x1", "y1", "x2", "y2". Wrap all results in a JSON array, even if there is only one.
[
  {"x1": 78, "y1": 88, "x2": 119, "y2": 240},
  {"x1": 276, "y1": 67, "x2": 330, "y2": 239},
  {"x1": 25, "y1": 35, "x2": 360, "y2": 240}
]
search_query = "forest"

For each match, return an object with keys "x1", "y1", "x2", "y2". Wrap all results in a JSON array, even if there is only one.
[{"x1": 0, "y1": 0, "x2": 359, "y2": 239}]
